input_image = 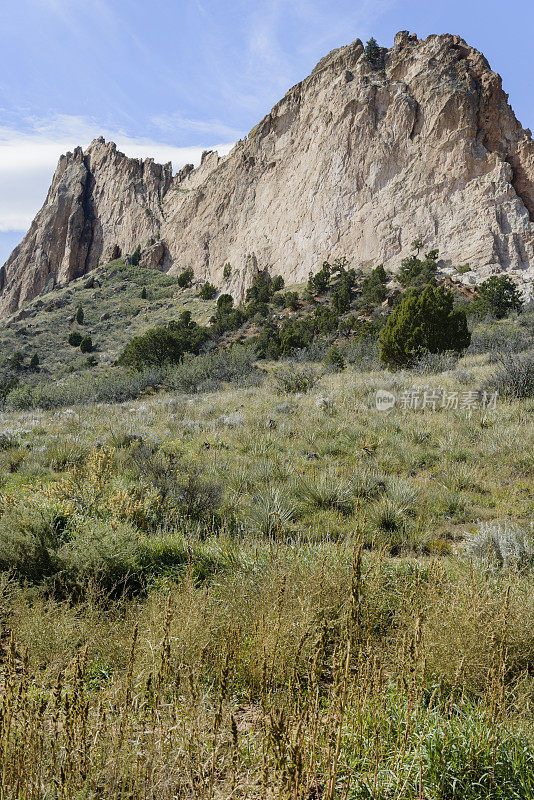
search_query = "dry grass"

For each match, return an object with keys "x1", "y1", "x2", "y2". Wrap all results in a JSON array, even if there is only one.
[
  {"x1": 1, "y1": 545, "x2": 534, "y2": 798},
  {"x1": 0, "y1": 350, "x2": 533, "y2": 797}
]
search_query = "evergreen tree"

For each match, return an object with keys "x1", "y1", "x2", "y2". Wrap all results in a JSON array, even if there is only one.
[
  {"x1": 177, "y1": 268, "x2": 194, "y2": 288},
  {"x1": 379, "y1": 285, "x2": 470, "y2": 368},
  {"x1": 398, "y1": 249, "x2": 439, "y2": 288},
  {"x1": 199, "y1": 282, "x2": 217, "y2": 300},
  {"x1": 332, "y1": 283, "x2": 351, "y2": 314},
  {"x1": 217, "y1": 294, "x2": 234, "y2": 313},
  {"x1": 364, "y1": 37, "x2": 382, "y2": 67},
  {"x1": 76, "y1": 305, "x2": 84, "y2": 325},
  {"x1": 307, "y1": 262, "x2": 331, "y2": 295},
  {"x1": 411, "y1": 238, "x2": 424, "y2": 256},
  {"x1": 361, "y1": 264, "x2": 389, "y2": 309},
  {"x1": 324, "y1": 345, "x2": 345, "y2": 372},
  {"x1": 80, "y1": 336, "x2": 93, "y2": 354},
  {"x1": 131, "y1": 245, "x2": 142, "y2": 267},
  {"x1": 475, "y1": 275, "x2": 523, "y2": 319}
]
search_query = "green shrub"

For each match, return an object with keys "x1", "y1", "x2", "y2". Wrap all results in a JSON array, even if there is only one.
[
  {"x1": 119, "y1": 327, "x2": 185, "y2": 369},
  {"x1": 167, "y1": 345, "x2": 260, "y2": 393},
  {"x1": 119, "y1": 315, "x2": 208, "y2": 370},
  {"x1": 217, "y1": 293, "x2": 234, "y2": 312},
  {"x1": 324, "y1": 345, "x2": 345, "y2": 371},
  {"x1": 80, "y1": 336, "x2": 93, "y2": 353},
  {"x1": 307, "y1": 261, "x2": 331, "y2": 295},
  {"x1": 199, "y1": 282, "x2": 217, "y2": 300},
  {"x1": 245, "y1": 271, "x2": 285, "y2": 311},
  {"x1": 177, "y1": 267, "x2": 194, "y2": 288},
  {"x1": 486, "y1": 350, "x2": 534, "y2": 398},
  {"x1": 60, "y1": 520, "x2": 142, "y2": 594},
  {"x1": 398, "y1": 247, "x2": 439, "y2": 288},
  {"x1": 379, "y1": 285, "x2": 470, "y2": 368},
  {"x1": 126, "y1": 444, "x2": 222, "y2": 522},
  {"x1": 0, "y1": 508, "x2": 63, "y2": 582},
  {"x1": 6, "y1": 351, "x2": 25, "y2": 371},
  {"x1": 68, "y1": 331, "x2": 83, "y2": 347},
  {"x1": 281, "y1": 291, "x2": 300, "y2": 310},
  {"x1": 473, "y1": 275, "x2": 523, "y2": 319},
  {"x1": 274, "y1": 365, "x2": 318, "y2": 394},
  {"x1": 76, "y1": 305, "x2": 84, "y2": 325},
  {"x1": 360, "y1": 264, "x2": 388, "y2": 309},
  {"x1": 4, "y1": 367, "x2": 167, "y2": 410},
  {"x1": 332, "y1": 282, "x2": 351, "y2": 314}
]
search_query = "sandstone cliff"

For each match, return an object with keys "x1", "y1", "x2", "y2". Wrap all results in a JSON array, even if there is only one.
[{"x1": 2, "y1": 30, "x2": 534, "y2": 315}]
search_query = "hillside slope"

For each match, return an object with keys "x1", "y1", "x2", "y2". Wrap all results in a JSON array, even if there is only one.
[
  {"x1": 1, "y1": 30, "x2": 534, "y2": 315},
  {"x1": 0, "y1": 260, "x2": 217, "y2": 381}
]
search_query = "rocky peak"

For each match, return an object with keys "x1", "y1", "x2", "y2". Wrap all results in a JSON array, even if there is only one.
[{"x1": 2, "y1": 31, "x2": 534, "y2": 315}]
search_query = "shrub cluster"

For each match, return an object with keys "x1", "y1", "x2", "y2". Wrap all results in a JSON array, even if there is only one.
[
  {"x1": 379, "y1": 284, "x2": 470, "y2": 368},
  {"x1": 118, "y1": 311, "x2": 209, "y2": 369}
]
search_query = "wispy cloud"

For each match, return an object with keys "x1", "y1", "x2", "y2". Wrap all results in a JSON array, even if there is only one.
[
  {"x1": 150, "y1": 114, "x2": 245, "y2": 141},
  {"x1": 0, "y1": 114, "x2": 236, "y2": 233}
]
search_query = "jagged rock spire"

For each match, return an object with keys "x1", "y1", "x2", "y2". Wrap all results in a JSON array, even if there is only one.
[{"x1": 2, "y1": 32, "x2": 534, "y2": 314}]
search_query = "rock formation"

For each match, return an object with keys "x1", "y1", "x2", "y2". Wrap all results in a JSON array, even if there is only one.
[{"x1": 2, "y1": 30, "x2": 534, "y2": 315}]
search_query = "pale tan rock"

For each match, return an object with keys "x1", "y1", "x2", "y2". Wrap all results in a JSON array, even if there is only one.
[
  {"x1": 141, "y1": 241, "x2": 167, "y2": 270},
  {"x1": 2, "y1": 32, "x2": 534, "y2": 315}
]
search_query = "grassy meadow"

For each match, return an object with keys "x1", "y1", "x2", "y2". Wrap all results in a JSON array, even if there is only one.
[{"x1": 0, "y1": 337, "x2": 533, "y2": 798}]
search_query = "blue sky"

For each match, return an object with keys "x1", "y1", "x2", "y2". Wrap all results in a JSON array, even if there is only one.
[{"x1": 1, "y1": 0, "x2": 533, "y2": 265}]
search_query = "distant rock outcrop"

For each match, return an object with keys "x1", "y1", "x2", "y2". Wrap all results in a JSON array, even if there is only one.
[{"x1": 2, "y1": 31, "x2": 534, "y2": 315}]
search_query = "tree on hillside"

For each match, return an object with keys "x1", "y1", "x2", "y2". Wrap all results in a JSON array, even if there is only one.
[
  {"x1": 398, "y1": 248, "x2": 439, "y2": 289},
  {"x1": 379, "y1": 284, "x2": 470, "y2": 368},
  {"x1": 177, "y1": 268, "x2": 194, "y2": 288},
  {"x1": 411, "y1": 238, "x2": 424, "y2": 256},
  {"x1": 80, "y1": 337, "x2": 93, "y2": 354},
  {"x1": 68, "y1": 331, "x2": 83, "y2": 347},
  {"x1": 360, "y1": 264, "x2": 389, "y2": 309},
  {"x1": 119, "y1": 313, "x2": 209, "y2": 370},
  {"x1": 474, "y1": 275, "x2": 523, "y2": 319},
  {"x1": 364, "y1": 37, "x2": 382, "y2": 67},
  {"x1": 307, "y1": 262, "x2": 331, "y2": 296},
  {"x1": 199, "y1": 282, "x2": 217, "y2": 300},
  {"x1": 131, "y1": 245, "x2": 142, "y2": 267}
]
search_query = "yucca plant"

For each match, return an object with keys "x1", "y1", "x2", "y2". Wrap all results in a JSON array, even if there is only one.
[
  {"x1": 368, "y1": 497, "x2": 409, "y2": 553},
  {"x1": 245, "y1": 486, "x2": 297, "y2": 537},
  {"x1": 351, "y1": 468, "x2": 387, "y2": 500},
  {"x1": 385, "y1": 476, "x2": 420, "y2": 516},
  {"x1": 293, "y1": 472, "x2": 354, "y2": 515}
]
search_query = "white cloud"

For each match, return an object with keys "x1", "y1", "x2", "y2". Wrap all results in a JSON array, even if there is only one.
[
  {"x1": 0, "y1": 115, "x2": 236, "y2": 233},
  {"x1": 149, "y1": 114, "x2": 245, "y2": 141}
]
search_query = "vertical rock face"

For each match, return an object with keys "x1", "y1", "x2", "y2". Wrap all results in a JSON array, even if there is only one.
[
  {"x1": 2, "y1": 31, "x2": 534, "y2": 315},
  {"x1": 0, "y1": 140, "x2": 173, "y2": 314}
]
